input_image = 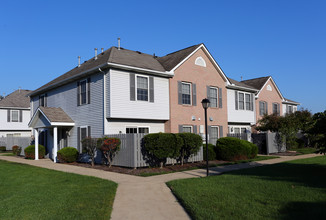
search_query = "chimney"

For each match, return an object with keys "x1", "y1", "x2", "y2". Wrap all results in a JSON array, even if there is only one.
[
  {"x1": 241, "y1": 76, "x2": 243, "y2": 81},
  {"x1": 78, "y1": 56, "x2": 81, "y2": 67},
  {"x1": 118, "y1": 37, "x2": 121, "y2": 50},
  {"x1": 101, "y1": 48, "x2": 104, "y2": 53},
  {"x1": 94, "y1": 48, "x2": 98, "y2": 60}
]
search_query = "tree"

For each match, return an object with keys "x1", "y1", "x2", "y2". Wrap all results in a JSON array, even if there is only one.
[
  {"x1": 308, "y1": 110, "x2": 326, "y2": 154},
  {"x1": 97, "y1": 137, "x2": 121, "y2": 167},
  {"x1": 81, "y1": 137, "x2": 99, "y2": 166},
  {"x1": 178, "y1": 133, "x2": 202, "y2": 166}
]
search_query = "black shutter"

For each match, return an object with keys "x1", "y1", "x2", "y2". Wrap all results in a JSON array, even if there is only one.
[
  {"x1": 87, "y1": 78, "x2": 91, "y2": 104},
  {"x1": 149, "y1": 76, "x2": 154, "y2": 103},
  {"x1": 265, "y1": 102, "x2": 268, "y2": 114},
  {"x1": 277, "y1": 103, "x2": 280, "y2": 115},
  {"x1": 235, "y1": 91, "x2": 238, "y2": 110},
  {"x1": 178, "y1": 81, "x2": 182, "y2": 105},
  {"x1": 19, "y1": 110, "x2": 22, "y2": 122},
  {"x1": 87, "y1": 126, "x2": 91, "y2": 138},
  {"x1": 193, "y1": 125, "x2": 197, "y2": 134},
  {"x1": 218, "y1": 87, "x2": 222, "y2": 108},
  {"x1": 178, "y1": 125, "x2": 183, "y2": 133},
  {"x1": 219, "y1": 126, "x2": 223, "y2": 138},
  {"x1": 192, "y1": 83, "x2": 196, "y2": 106},
  {"x1": 130, "y1": 73, "x2": 135, "y2": 101},
  {"x1": 77, "y1": 127, "x2": 81, "y2": 152},
  {"x1": 77, "y1": 81, "x2": 80, "y2": 106},
  {"x1": 7, "y1": 109, "x2": 10, "y2": 122}
]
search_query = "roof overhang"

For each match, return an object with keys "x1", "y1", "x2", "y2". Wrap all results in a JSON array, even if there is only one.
[
  {"x1": 226, "y1": 85, "x2": 259, "y2": 93},
  {"x1": 283, "y1": 100, "x2": 300, "y2": 105},
  {"x1": 28, "y1": 107, "x2": 75, "y2": 128}
]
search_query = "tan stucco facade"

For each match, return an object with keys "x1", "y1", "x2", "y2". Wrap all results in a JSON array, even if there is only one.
[
  {"x1": 165, "y1": 48, "x2": 228, "y2": 137},
  {"x1": 255, "y1": 78, "x2": 283, "y2": 122}
]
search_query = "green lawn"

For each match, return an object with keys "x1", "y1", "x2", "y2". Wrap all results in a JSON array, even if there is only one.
[
  {"x1": 167, "y1": 156, "x2": 326, "y2": 220},
  {"x1": 0, "y1": 160, "x2": 117, "y2": 219},
  {"x1": 292, "y1": 147, "x2": 318, "y2": 155}
]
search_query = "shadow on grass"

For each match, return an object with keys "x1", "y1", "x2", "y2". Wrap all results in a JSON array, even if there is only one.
[
  {"x1": 228, "y1": 158, "x2": 326, "y2": 189},
  {"x1": 279, "y1": 201, "x2": 326, "y2": 219}
]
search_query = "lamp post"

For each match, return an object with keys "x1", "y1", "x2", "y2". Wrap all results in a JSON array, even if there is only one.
[{"x1": 201, "y1": 98, "x2": 210, "y2": 177}]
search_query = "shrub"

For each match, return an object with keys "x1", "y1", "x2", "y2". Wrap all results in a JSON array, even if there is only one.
[
  {"x1": 0, "y1": 146, "x2": 6, "y2": 152},
  {"x1": 97, "y1": 137, "x2": 121, "y2": 167},
  {"x1": 57, "y1": 147, "x2": 79, "y2": 163},
  {"x1": 24, "y1": 145, "x2": 45, "y2": 159},
  {"x1": 144, "y1": 133, "x2": 183, "y2": 168},
  {"x1": 203, "y1": 143, "x2": 216, "y2": 161},
  {"x1": 216, "y1": 137, "x2": 257, "y2": 161},
  {"x1": 178, "y1": 133, "x2": 202, "y2": 165},
  {"x1": 81, "y1": 137, "x2": 99, "y2": 166},
  {"x1": 12, "y1": 145, "x2": 22, "y2": 156}
]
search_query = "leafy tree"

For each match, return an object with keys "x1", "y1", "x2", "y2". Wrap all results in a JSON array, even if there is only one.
[
  {"x1": 81, "y1": 137, "x2": 99, "y2": 166},
  {"x1": 97, "y1": 137, "x2": 121, "y2": 167},
  {"x1": 308, "y1": 110, "x2": 326, "y2": 154},
  {"x1": 178, "y1": 133, "x2": 202, "y2": 165}
]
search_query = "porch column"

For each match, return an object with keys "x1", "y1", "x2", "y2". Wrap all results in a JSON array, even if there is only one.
[
  {"x1": 34, "y1": 128, "x2": 39, "y2": 160},
  {"x1": 53, "y1": 126, "x2": 58, "y2": 163}
]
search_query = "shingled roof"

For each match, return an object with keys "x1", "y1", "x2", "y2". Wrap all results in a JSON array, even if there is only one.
[
  {"x1": 0, "y1": 89, "x2": 31, "y2": 108},
  {"x1": 227, "y1": 78, "x2": 257, "y2": 91},
  {"x1": 39, "y1": 107, "x2": 74, "y2": 123},
  {"x1": 240, "y1": 76, "x2": 270, "y2": 90}
]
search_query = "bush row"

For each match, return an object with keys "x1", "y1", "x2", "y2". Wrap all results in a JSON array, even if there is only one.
[{"x1": 24, "y1": 145, "x2": 46, "y2": 159}]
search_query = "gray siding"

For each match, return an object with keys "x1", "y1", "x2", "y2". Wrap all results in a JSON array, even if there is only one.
[
  {"x1": 31, "y1": 72, "x2": 104, "y2": 149},
  {"x1": 106, "y1": 70, "x2": 110, "y2": 118}
]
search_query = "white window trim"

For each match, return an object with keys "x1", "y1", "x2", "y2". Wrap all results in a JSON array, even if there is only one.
[
  {"x1": 238, "y1": 92, "x2": 252, "y2": 111},
  {"x1": 181, "y1": 82, "x2": 192, "y2": 106},
  {"x1": 80, "y1": 126, "x2": 88, "y2": 140},
  {"x1": 125, "y1": 126, "x2": 150, "y2": 134},
  {"x1": 209, "y1": 86, "x2": 218, "y2": 108},
  {"x1": 272, "y1": 102, "x2": 280, "y2": 115},
  {"x1": 229, "y1": 126, "x2": 250, "y2": 134},
  {"x1": 195, "y1": 56, "x2": 206, "y2": 67},
  {"x1": 259, "y1": 101, "x2": 267, "y2": 116},
  {"x1": 79, "y1": 79, "x2": 88, "y2": 105},
  {"x1": 182, "y1": 125, "x2": 193, "y2": 133},
  {"x1": 211, "y1": 126, "x2": 219, "y2": 139},
  {"x1": 11, "y1": 110, "x2": 19, "y2": 122},
  {"x1": 135, "y1": 74, "x2": 149, "y2": 102}
]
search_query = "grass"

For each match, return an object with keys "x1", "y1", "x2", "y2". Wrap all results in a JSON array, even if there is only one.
[
  {"x1": 139, "y1": 156, "x2": 279, "y2": 177},
  {"x1": 167, "y1": 156, "x2": 326, "y2": 220},
  {"x1": 0, "y1": 153, "x2": 15, "y2": 156},
  {"x1": 0, "y1": 160, "x2": 117, "y2": 219},
  {"x1": 291, "y1": 147, "x2": 318, "y2": 154}
]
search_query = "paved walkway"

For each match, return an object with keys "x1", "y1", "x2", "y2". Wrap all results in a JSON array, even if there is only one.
[{"x1": 0, "y1": 153, "x2": 322, "y2": 220}]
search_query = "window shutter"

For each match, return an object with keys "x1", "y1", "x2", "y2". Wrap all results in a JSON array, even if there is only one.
[
  {"x1": 206, "y1": 86, "x2": 210, "y2": 100},
  {"x1": 277, "y1": 103, "x2": 280, "y2": 115},
  {"x1": 178, "y1": 125, "x2": 183, "y2": 133},
  {"x1": 87, "y1": 126, "x2": 91, "y2": 137},
  {"x1": 149, "y1": 76, "x2": 154, "y2": 103},
  {"x1": 235, "y1": 91, "x2": 238, "y2": 110},
  {"x1": 259, "y1": 101, "x2": 263, "y2": 115},
  {"x1": 87, "y1": 78, "x2": 91, "y2": 104},
  {"x1": 19, "y1": 110, "x2": 22, "y2": 122},
  {"x1": 77, "y1": 127, "x2": 81, "y2": 152},
  {"x1": 265, "y1": 102, "x2": 268, "y2": 114},
  {"x1": 44, "y1": 93, "x2": 47, "y2": 107},
  {"x1": 7, "y1": 109, "x2": 10, "y2": 122},
  {"x1": 130, "y1": 73, "x2": 135, "y2": 101},
  {"x1": 207, "y1": 126, "x2": 211, "y2": 144},
  {"x1": 218, "y1": 87, "x2": 222, "y2": 108},
  {"x1": 192, "y1": 83, "x2": 196, "y2": 106},
  {"x1": 219, "y1": 126, "x2": 223, "y2": 138},
  {"x1": 250, "y1": 94, "x2": 254, "y2": 111},
  {"x1": 178, "y1": 81, "x2": 182, "y2": 105},
  {"x1": 77, "y1": 81, "x2": 80, "y2": 106},
  {"x1": 193, "y1": 125, "x2": 197, "y2": 134}
]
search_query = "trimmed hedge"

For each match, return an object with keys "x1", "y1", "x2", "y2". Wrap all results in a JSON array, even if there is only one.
[
  {"x1": 57, "y1": 147, "x2": 79, "y2": 163},
  {"x1": 24, "y1": 145, "x2": 45, "y2": 159},
  {"x1": 203, "y1": 143, "x2": 216, "y2": 161},
  {"x1": 12, "y1": 145, "x2": 22, "y2": 156},
  {"x1": 178, "y1": 133, "x2": 203, "y2": 165},
  {"x1": 216, "y1": 137, "x2": 258, "y2": 161},
  {"x1": 0, "y1": 146, "x2": 6, "y2": 152}
]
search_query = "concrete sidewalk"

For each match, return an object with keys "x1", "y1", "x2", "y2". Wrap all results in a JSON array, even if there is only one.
[{"x1": 0, "y1": 153, "x2": 322, "y2": 220}]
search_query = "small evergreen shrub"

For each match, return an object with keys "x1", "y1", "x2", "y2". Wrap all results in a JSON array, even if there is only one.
[
  {"x1": 216, "y1": 137, "x2": 256, "y2": 161},
  {"x1": 12, "y1": 145, "x2": 22, "y2": 156},
  {"x1": 203, "y1": 143, "x2": 216, "y2": 161},
  {"x1": 24, "y1": 145, "x2": 45, "y2": 159},
  {"x1": 178, "y1": 133, "x2": 203, "y2": 165},
  {"x1": 0, "y1": 146, "x2": 6, "y2": 152},
  {"x1": 57, "y1": 147, "x2": 79, "y2": 163}
]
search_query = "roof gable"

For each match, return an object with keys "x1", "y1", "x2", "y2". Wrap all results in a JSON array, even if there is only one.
[
  {"x1": 29, "y1": 107, "x2": 75, "y2": 128},
  {"x1": 0, "y1": 89, "x2": 31, "y2": 108}
]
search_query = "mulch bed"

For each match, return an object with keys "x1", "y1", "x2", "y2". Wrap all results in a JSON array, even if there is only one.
[
  {"x1": 269, "y1": 151, "x2": 298, "y2": 156},
  {"x1": 67, "y1": 160, "x2": 229, "y2": 176}
]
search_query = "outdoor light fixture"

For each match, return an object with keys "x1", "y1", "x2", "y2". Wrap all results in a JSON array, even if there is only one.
[{"x1": 201, "y1": 98, "x2": 210, "y2": 177}]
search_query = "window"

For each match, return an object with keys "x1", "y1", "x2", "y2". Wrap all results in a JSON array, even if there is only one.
[
  {"x1": 239, "y1": 93, "x2": 244, "y2": 110},
  {"x1": 137, "y1": 76, "x2": 149, "y2": 101},
  {"x1": 138, "y1": 127, "x2": 149, "y2": 134},
  {"x1": 80, "y1": 80, "x2": 87, "y2": 105},
  {"x1": 259, "y1": 101, "x2": 267, "y2": 116},
  {"x1": 209, "y1": 87, "x2": 218, "y2": 108},
  {"x1": 273, "y1": 103, "x2": 280, "y2": 115},
  {"x1": 39, "y1": 94, "x2": 45, "y2": 107},
  {"x1": 245, "y1": 94, "x2": 251, "y2": 110},
  {"x1": 7, "y1": 133, "x2": 21, "y2": 137},
  {"x1": 234, "y1": 128, "x2": 240, "y2": 134},
  {"x1": 11, "y1": 110, "x2": 19, "y2": 122},
  {"x1": 288, "y1": 105, "x2": 293, "y2": 114},
  {"x1": 241, "y1": 128, "x2": 246, "y2": 134},
  {"x1": 80, "y1": 127, "x2": 87, "y2": 140},
  {"x1": 210, "y1": 126, "x2": 219, "y2": 145},
  {"x1": 181, "y1": 82, "x2": 191, "y2": 105},
  {"x1": 182, "y1": 126, "x2": 192, "y2": 133},
  {"x1": 126, "y1": 127, "x2": 149, "y2": 134},
  {"x1": 126, "y1": 127, "x2": 137, "y2": 133},
  {"x1": 195, "y1": 56, "x2": 206, "y2": 67}
]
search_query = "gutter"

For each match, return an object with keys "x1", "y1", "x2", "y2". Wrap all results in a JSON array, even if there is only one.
[{"x1": 226, "y1": 85, "x2": 259, "y2": 93}]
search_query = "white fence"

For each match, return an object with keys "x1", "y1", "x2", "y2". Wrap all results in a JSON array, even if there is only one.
[
  {"x1": 103, "y1": 134, "x2": 203, "y2": 168},
  {"x1": 0, "y1": 137, "x2": 32, "y2": 155}
]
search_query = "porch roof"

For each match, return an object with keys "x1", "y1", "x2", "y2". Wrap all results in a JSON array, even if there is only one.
[{"x1": 29, "y1": 107, "x2": 75, "y2": 128}]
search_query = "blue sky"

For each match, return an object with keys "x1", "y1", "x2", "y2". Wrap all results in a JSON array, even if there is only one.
[{"x1": 0, "y1": 0, "x2": 325, "y2": 113}]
